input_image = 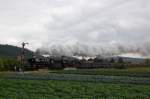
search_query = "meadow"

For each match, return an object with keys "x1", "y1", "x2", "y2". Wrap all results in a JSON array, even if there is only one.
[
  {"x1": 0, "y1": 67, "x2": 150, "y2": 98},
  {"x1": 0, "y1": 79, "x2": 150, "y2": 99},
  {"x1": 50, "y1": 67, "x2": 150, "y2": 77}
]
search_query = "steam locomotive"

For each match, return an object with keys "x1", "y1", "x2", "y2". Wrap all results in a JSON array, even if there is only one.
[
  {"x1": 27, "y1": 55, "x2": 81, "y2": 69},
  {"x1": 27, "y1": 54, "x2": 145, "y2": 70},
  {"x1": 27, "y1": 55, "x2": 126, "y2": 70}
]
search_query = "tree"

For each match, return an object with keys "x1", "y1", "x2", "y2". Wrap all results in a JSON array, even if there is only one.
[{"x1": 0, "y1": 57, "x2": 20, "y2": 71}]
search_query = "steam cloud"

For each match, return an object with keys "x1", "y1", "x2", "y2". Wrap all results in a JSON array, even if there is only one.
[
  {"x1": 36, "y1": 0, "x2": 150, "y2": 58},
  {"x1": 37, "y1": 41, "x2": 150, "y2": 57}
]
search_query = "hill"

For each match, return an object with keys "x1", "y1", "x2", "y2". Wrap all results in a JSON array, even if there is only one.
[{"x1": 0, "y1": 44, "x2": 33, "y2": 58}]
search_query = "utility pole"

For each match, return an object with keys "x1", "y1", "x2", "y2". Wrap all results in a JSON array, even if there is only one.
[{"x1": 20, "y1": 42, "x2": 28, "y2": 72}]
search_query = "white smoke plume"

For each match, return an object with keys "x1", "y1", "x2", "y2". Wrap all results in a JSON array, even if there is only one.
[
  {"x1": 35, "y1": 0, "x2": 150, "y2": 58},
  {"x1": 37, "y1": 41, "x2": 150, "y2": 58}
]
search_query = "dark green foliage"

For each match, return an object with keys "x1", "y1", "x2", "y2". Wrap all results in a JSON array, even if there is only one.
[
  {"x1": 0, "y1": 44, "x2": 33, "y2": 58},
  {"x1": 0, "y1": 79, "x2": 150, "y2": 99},
  {"x1": 0, "y1": 58, "x2": 20, "y2": 71},
  {"x1": 0, "y1": 44, "x2": 33, "y2": 71}
]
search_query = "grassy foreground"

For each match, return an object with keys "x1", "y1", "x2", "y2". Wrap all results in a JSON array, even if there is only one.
[
  {"x1": 0, "y1": 67, "x2": 150, "y2": 98},
  {"x1": 0, "y1": 79, "x2": 150, "y2": 99},
  {"x1": 50, "y1": 67, "x2": 150, "y2": 77}
]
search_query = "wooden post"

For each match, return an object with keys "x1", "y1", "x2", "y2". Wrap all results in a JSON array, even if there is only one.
[{"x1": 20, "y1": 42, "x2": 28, "y2": 72}]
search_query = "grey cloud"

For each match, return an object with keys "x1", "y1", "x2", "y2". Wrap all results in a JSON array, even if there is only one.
[{"x1": 0, "y1": 0, "x2": 150, "y2": 57}]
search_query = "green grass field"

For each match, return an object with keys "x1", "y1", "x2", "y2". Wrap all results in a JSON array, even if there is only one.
[
  {"x1": 50, "y1": 67, "x2": 150, "y2": 77},
  {"x1": 0, "y1": 67, "x2": 150, "y2": 99},
  {"x1": 0, "y1": 79, "x2": 150, "y2": 99}
]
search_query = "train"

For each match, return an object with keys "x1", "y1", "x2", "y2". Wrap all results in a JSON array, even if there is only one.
[
  {"x1": 26, "y1": 55, "x2": 142, "y2": 70},
  {"x1": 27, "y1": 55, "x2": 80, "y2": 69}
]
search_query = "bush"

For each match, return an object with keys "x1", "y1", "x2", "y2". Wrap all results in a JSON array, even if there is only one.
[{"x1": 0, "y1": 57, "x2": 20, "y2": 71}]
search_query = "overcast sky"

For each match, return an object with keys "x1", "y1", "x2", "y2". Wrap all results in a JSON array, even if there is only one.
[{"x1": 0, "y1": 0, "x2": 150, "y2": 57}]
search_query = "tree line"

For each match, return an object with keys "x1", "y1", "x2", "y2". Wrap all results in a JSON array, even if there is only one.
[{"x1": 0, "y1": 57, "x2": 20, "y2": 71}]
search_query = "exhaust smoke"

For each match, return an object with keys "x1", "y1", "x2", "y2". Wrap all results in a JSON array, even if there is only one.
[{"x1": 36, "y1": 40, "x2": 150, "y2": 58}]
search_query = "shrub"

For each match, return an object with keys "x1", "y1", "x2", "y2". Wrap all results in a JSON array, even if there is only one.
[{"x1": 0, "y1": 57, "x2": 20, "y2": 71}]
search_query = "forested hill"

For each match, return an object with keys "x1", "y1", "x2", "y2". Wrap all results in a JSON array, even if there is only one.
[{"x1": 0, "y1": 44, "x2": 34, "y2": 58}]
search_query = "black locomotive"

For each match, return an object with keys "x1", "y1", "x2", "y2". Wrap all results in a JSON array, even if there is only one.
[
  {"x1": 27, "y1": 55, "x2": 81, "y2": 69},
  {"x1": 27, "y1": 54, "x2": 145, "y2": 70}
]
